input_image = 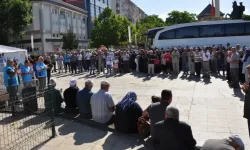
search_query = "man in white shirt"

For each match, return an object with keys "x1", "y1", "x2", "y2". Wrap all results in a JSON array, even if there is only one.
[
  {"x1": 85, "y1": 51, "x2": 92, "y2": 71},
  {"x1": 90, "y1": 81, "x2": 115, "y2": 124},
  {"x1": 202, "y1": 48, "x2": 211, "y2": 78},
  {"x1": 106, "y1": 54, "x2": 112, "y2": 74},
  {"x1": 122, "y1": 52, "x2": 130, "y2": 73},
  {"x1": 57, "y1": 54, "x2": 64, "y2": 73},
  {"x1": 77, "y1": 53, "x2": 83, "y2": 73}
]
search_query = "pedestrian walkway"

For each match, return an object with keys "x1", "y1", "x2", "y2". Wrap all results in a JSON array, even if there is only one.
[{"x1": 41, "y1": 72, "x2": 250, "y2": 149}]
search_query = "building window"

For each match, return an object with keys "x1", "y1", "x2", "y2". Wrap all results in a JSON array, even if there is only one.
[
  {"x1": 60, "y1": 11, "x2": 65, "y2": 19},
  {"x1": 52, "y1": 34, "x2": 55, "y2": 37},
  {"x1": 103, "y1": 0, "x2": 105, "y2": 3},
  {"x1": 55, "y1": 9, "x2": 57, "y2": 14},
  {"x1": 73, "y1": 15, "x2": 76, "y2": 19},
  {"x1": 99, "y1": 7, "x2": 101, "y2": 14},
  {"x1": 57, "y1": 34, "x2": 59, "y2": 37}
]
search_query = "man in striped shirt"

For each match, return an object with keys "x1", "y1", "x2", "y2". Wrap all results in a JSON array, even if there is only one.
[{"x1": 90, "y1": 81, "x2": 115, "y2": 124}]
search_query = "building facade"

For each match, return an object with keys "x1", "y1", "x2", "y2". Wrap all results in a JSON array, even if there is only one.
[
  {"x1": 112, "y1": 0, "x2": 146, "y2": 24},
  {"x1": 9, "y1": 0, "x2": 88, "y2": 54}
]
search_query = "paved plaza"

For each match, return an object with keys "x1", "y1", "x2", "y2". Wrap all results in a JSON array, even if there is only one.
[{"x1": 40, "y1": 72, "x2": 249, "y2": 150}]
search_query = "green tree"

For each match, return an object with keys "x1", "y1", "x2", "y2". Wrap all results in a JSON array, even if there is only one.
[
  {"x1": 62, "y1": 27, "x2": 79, "y2": 51},
  {"x1": 243, "y1": 14, "x2": 250, "y2": 20},
  {"x1": 91, "y1": 8, "x2": 120, "y2": 48},
  {"x1": 165, "y1": 11, "x2": 197, "y2": 25},
  {"x1": 0, "y1": 0, "x2": 32, "y2": 45},
  {"x1": 136, "y1": 15, "x2": 165, "y2": 46}
]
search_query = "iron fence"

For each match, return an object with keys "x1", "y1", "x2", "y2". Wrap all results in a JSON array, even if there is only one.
[{"x1": 0, "y1": 85, "x2": 55, "y2": 150}]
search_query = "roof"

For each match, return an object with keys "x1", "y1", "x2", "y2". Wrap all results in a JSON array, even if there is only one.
[
  {"x1": 0, "y1": 45, "x2": 27, "y2": 53},
  {"x1": 198, "y1": 4, "x2": 224, "y2": 17}
]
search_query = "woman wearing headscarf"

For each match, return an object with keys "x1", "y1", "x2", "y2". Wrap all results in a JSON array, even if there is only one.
[
  {"x1": 242, "y1": 48, "x2": 250, "y2": 84},
  {"x1": 114, "y1": 92, "x2": 143, "y2": 133}
]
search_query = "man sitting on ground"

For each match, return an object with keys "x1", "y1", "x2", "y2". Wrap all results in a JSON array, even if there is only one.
[
  {"x1": 90, "y1": 81, "x2": 115, "y2": 124},
  {"x1": 154, "y1": 107, "x2": 197, "y2": 150},
  {"x1": 201, "y1": 135, "x2": 244, "y2": 150},
  {"x1": 76, "y1": 80, "x2": 94, "y2": 119},
  {"x1": 142, "y1": 89, "x2": 172, "y2": 138},
  {"x1": 63, "y1": 79, "x2": 79, "y2": 112},
  {"x1": 44, "y1": 79, "x2": 63, "y2": 114}
]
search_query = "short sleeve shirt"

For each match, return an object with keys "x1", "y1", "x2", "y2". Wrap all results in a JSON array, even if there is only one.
[
  {"x1": 146, "y1": 102, "x2": 169, "y2": 134},
  {"x1": 90, "y1": 90, "x2": 115, "y2": 124}
]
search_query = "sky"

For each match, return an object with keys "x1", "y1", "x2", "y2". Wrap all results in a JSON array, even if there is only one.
[{"x1": 131, "y1": 0, "x2": 249, "y2": 20}]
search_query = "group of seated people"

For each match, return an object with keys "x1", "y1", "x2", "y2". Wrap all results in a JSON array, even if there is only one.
[{"x1": 47, "y1": 79, "x2": 245, "y2": 150}]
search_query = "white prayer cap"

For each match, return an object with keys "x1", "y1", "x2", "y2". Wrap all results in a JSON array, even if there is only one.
[
  {"x1": 101, "y1": 81, "x2": 110, "y2": 86},
  {"x1": 50, "y1": 78, "x2": 57, "y2": 86},
  {"x1": 70, "y1": 78, "x2": 77, "y2": 87}
]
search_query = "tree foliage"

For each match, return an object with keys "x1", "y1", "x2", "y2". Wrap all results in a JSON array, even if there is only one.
[
  {"x1": 90, "y1": 8, "x2": 135, "y2": 48},
  {"x1": 165, "y1": 11, "x2": 197, "y2": 25},
  {"x1": 243, "y1": 14, "x2": 250, "y2": 20},
  {"x1": 62, "y1": 27, "x2": 79, "y2": 51},
  {"x1": 136, "y1": 15, "x2": 165, "y2": 45},
  {"x1": 0, "y1": 0, "x2": 32, "y2": 45}
]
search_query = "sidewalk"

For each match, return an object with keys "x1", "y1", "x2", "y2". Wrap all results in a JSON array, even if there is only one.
[{"x1": 41, "y1": 117, "x2": 145, "y2": 150}]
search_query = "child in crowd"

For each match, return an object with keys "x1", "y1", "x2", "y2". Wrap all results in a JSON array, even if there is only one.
[{"x1": 113, "y1": 57, "x2": 119, "y2": 74}]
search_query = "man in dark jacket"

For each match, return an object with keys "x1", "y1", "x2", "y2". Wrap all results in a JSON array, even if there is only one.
[
  {"x1": 242, "y1": 64, "x2": 250, "y2": 137},
  {"x1": 63, "y1": 79, "x2": 79, "y2": 112},
  {"x1": 153, "y1": 107, "x2": 197, "y2": 150}
]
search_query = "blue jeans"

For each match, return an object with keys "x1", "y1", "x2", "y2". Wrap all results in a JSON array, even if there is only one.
[
  {"x1": 217, "y1": 60, "x2": 224, "y2": 74},
  {"x1": 90, "y1": 64, "x2": 95, "y2": 74},
  {"x1": 106, "y1": 65, "x2": 112, "y2": 74}
]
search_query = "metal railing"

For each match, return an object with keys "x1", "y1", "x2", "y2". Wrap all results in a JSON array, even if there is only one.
[{"x1": 0, "y1": 85, "x2": 55, "y2": 150}]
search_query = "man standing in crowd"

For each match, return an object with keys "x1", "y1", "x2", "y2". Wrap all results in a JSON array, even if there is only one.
[
  {"x1": 44, "y1": 56, "x2": 53, "y2": 85},
  {"x1": 202, "y1": 48, "x2": 211, "y2": 78},
  {"x1": 85, "y1": 50, "x2": 92, "y2": 72},
  {"x1": 148, "y1": 51, "x2": 155, "y2": 76},
  {"x1": 36, "y1": 56, "x2": 47, "y2": 91},
  {"x1": 122, "y1": 52, "x2": 130, "y2": 73},
  {"x1": 230, "y1": 47, "x2": 240, "y2": 88},
  {"x1": 142, "y1": 89, "x2": 172, "y2": 139},
  {"x1": 201, "y1": 135, "x2": 244, "y2": 150},
  {"x1": 217, "y1": 48, "x2": 225, "y2": 75},
  {"x1": 64, "y1": 52, "x2": 71, "y2": 73},
  {"x1": 188, "y1": 48, "x2": 195, "y2": 75},
  {"x1": 70, "y1": 53, "x2": 77, "y2": 74},
  {"x1": 154, "y1": 107, "x2": 197, "y2": 150},
  {"x1": 77, "y1": 80, "x2": 94, "y2": 119},
  {"x1": 164, "y1": 51, "x2": 172, "y2": 75},
  {"x1": 21, "y1": 60, "x2": 33, "y2": 87},
  {"x1": 90, "y1": 81, "x2": 115, "y2": 124},
  {"x1": 106, "y1": 53, "x2": 112, "y2": 74},
  {"x1": 77, "y1": 52, "x2": 83, "y2": 73},
  {"x1": 194, "y1": 49, "x2": 202, "y2": 77},
  {"x1": 4, "y1": 59, "x2": 19, "y2": 115},
  {"x1": 171, "y1": 48, "x2": 180, "y2": 74},
  {"x1": 50, "y1": 53, "x2": 56, "y2": 73},
  {"x1": 97, "y1": 51, "x2": 105, "y2": 74},
  {"x1": 63, "y1": 79, "x2": 79, "y2": 112},
  {"x1": 57, "y1": 53, "x2": 64, "y2": 74}
]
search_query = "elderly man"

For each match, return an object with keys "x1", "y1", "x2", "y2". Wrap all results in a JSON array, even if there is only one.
[
  {"x1": 153, "y1": 107, "x2": 197, "y2": 150},
  {"x1": 201, "y1": 135, "x2": 244, "y2": 150},
  {"x1": 148, "y1": 51, "x2": 156, "y2": 76},
  {"x1": 36, "y1": 56, "x2": 47, "y2": 91},
  {"x1": 3, "y1": 59, "x2": 19, "y2": 115},
  {"x1": 63, "y1": 79, "x2": 79, "y2": 112},
  {"x1": 44, "y1": 79, "x2": 63, "y2": 114},
  {"x1": 76, "y1": 80, "x2": 94, "y2": 118},
  {"x1": 171, "y1": 48, "x2": 180, "y2": 74},
  {"x1": 230, "y1": 47, "x2": 240, "y2": 88},
  {"x1": 90, "y1": 81, "x2": 115, "y2": 124},
  {"x1": 202, "y1": 48, "x2": 211, "y2": 78}
]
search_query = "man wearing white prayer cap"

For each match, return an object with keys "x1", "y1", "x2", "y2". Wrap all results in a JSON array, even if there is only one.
[{"x1": 63, "y1": 78, "x2": 79, "y2": 111}]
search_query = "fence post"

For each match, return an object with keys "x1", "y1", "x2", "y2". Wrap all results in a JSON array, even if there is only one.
[{"x1": 48, "y1": 84, "x2": 56, "y2": 138}]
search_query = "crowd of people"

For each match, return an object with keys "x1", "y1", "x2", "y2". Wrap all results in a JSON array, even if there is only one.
[{"x1": 2, "y1": 43, "x2": 250, "y2": 150}]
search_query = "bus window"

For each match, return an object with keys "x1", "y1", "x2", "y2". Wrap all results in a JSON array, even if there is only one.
[
  {"x1": 159, "y1": 30, "x2": 176, "y2": 40},
  {"x1": 225, "y1": 23, "x2": 245, "y2": 36},
  {"x1": 246, "y1": 23, "x2": 250, "y2": 35},
  {"x1": 176, "y1": 26, "x2": 199, "y2": 39},
  {"x1": 200, "y1": 24, "x2": 224, "y2": 37}
]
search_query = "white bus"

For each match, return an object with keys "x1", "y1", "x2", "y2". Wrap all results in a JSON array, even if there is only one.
[{"x1": 149, "y1": 20, "x2": 250, "y2": 49}]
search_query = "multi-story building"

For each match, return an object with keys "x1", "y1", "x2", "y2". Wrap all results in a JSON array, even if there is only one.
[
  {"x1": 9, "y1": 0, "x2": 88, "y2": 54},
  {"x1": 63, "y1": 0, "x2": 111, "y2": 38},
  {"x1": 112, "y1": 0, "x2": 146, "y2": 24}
]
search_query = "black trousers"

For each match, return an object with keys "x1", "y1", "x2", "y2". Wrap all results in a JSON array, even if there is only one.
[
  {"x1": 47, "y1": 70, "x2": 51, "y2": 84},
  {"x1": 52, "y1": 62, "x2": 56, "y2": 72},
  {"x1": 195, "y1": 62, "x2": 202, "y2": 76},
  {"x1": 86, "y1": 60, "x2": 91, "y2": 71},
  {"x1": 71, "y1": 62, "x2": 77, "y2": 73},
  {"x1": 64, "y1": 62, "x2": 70, "y2": 72}
]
